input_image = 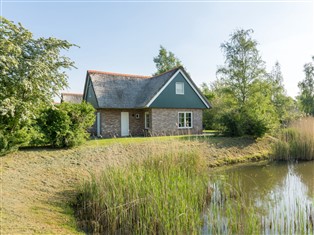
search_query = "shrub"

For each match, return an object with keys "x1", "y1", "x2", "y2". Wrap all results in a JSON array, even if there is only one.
[
  {"x1": 0, "y1": 127, "x2": 31, "y2": 156},
  {"x1": 221, "y1": 110, "x2": 244, "y2": 137},
  {"x1": 220, "y1": 109, "x2": 269, "y2": 138},
  {"x1": 37, "y1": 102, "x2": 95, "y2": 148}
]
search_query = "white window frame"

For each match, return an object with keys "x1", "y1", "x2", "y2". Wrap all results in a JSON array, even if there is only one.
[
  {"x1": 175, "y1": 82, "x2": 184, "y2": 95},
  {"x1": 178, "y1": 112, "x2": 193, "y2": 129},
  {"x1": 145, "y1": 112, "x2": 150, "y2": 129}
]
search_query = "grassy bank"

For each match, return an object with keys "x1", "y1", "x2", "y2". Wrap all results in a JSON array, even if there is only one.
[
  {"x1": 272, "y1": 117, "x2": 314, "y2": 161},
  {"x1": 1, "y1": 135, "x2": 272, "y2": 234}
]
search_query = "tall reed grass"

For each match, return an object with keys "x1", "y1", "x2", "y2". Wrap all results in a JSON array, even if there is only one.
[
  {"x1": 75, "y1": 151, "x2": 209, "y2": 234},
  {"x1": 272, "y1": 117, "x2": 314, "y2": 161}
]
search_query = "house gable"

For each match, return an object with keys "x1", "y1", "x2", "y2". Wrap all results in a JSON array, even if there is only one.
[
  {"x1": 83, "y1": 74, "x2": 99, "y2": 108},
  {"x1": 147, "y1": 70, "x2": 210, "y2": 109}
]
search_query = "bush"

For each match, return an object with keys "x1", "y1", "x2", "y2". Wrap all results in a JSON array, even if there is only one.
[
  {"x1": 0, "y1": 128, "x2": 31, "y2": 156},
  {"x1": 37, "y1": 102, "x2": 95, "y2": 148},
  {"x1": 220, "y1": 108, "x2": 269, "y2": 138},
  {"x1": 221, "y1": 110, "x2": 244, "y2": 137}
]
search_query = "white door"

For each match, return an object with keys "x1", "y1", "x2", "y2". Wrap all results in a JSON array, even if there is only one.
[
  {"x1": 96, "y1": 112, "x2": 101, "y2": 137},
  {"x1": 121, "y1": 112, "x2": 129, "y2": 136}
]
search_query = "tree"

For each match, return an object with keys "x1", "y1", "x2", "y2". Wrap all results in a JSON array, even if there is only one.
[
  {"x1": 298, "y1": 56, "x2": 314, "y2": 116},
  {"x1": 215, "y1": 29, "x2": 278, "y2": 137},
  {"x1": 0, "y1": 17, "x2": 76, "y2": 154},
  {"x1": 200, "y1": 83, "x2": 216, "y2": 130},
  {"x1": 153, "y1": 45, "x2": 184, "y2": 75},
  {"x1": 217, "y1": 29, "x2": 266, "y2": 107},
  {"x1": 268, "y1": 62, "x2": 299, "y2": 125}
]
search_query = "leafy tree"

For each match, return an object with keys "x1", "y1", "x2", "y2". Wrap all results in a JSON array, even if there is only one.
[
  {"x1": 298, "y1": 56, "x2": 314, "y2": 116},
  {"x1": 200, "y1": 83, "x2": 215, "y2": 130},
  {"x1": 0, "y1": 17, "x2": 76, "y2": 154},
  {"x1": 268, "y1": 62, "x2": 299, "y2": 125},
  {"x1": 217, "y1": 29, "x2": 266, "y2": 107},
  {"x1": 153, "y1": 45, "x2": 184, "y2": 75},
  {"x1": 215, "y1": 29, "x2": 278, "y2": 137},
  {"x1": 36, "y1": 102, "x2": 95, "y2": 148}
]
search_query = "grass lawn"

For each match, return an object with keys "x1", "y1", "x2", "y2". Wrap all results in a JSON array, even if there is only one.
[{"x1": 1, "y1": 135, "x2": 273, "y2": 234}]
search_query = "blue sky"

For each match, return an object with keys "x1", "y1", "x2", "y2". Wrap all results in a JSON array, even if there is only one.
[{"x1": 1, "y1": 0, "x2": 314, "y2": 99}]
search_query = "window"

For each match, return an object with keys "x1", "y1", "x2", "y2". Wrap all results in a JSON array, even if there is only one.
[
  {"x1": 176, "y1": 82, "x2": 184, "y2": 95},
  {"x1": 178, "y1": 112, "x2": 192, "y2": 128},
  {"x1": 145, "y1": 112, "x2": 150, "y2": 129}
]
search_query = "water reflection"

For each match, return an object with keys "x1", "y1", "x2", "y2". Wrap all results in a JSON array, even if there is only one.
[{"x1": 205, "y1": 162, "x2": 314, "y2": 234}]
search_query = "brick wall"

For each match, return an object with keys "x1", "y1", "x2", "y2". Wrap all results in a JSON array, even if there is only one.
[
  {"x1": 90, "y1": 108, "x2": 203, "y2": 138},
  {"x1": 151, "y1": 108, "x2": 203, "y2": 136},
  {"x1": 97, "y1": 109, "x2": 147, "y2": 137}
]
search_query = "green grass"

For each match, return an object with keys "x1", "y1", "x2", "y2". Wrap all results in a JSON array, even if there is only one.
[
  {"x1": 84, "y1": 135, "x2": 187, "y2": 147},
  {"x1": 74, "y1": 151, "x2": 210, "y2": 234},
  {"x1": 272, "y1": 117, "x2": 314, "y2": 161}
]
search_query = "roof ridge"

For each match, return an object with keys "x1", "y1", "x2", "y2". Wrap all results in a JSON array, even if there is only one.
[
  {"x1": 151, "y1": 66, "x2": 182, "y2": 78},
  {"x1": 88, "y1": 70, "x2": 151, "y2": 79}
]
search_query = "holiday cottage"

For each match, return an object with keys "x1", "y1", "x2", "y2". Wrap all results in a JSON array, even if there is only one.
[{"x1": 83, "y1": 67, "x2": 211, "y2": 137}]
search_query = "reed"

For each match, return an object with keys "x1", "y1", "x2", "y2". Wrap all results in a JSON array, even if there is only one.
[
  {"x1": 272, "y1": 117, "x2": 314, "y2": 161},
  {"x1": 75, "y1": 151, "x2": 209, "y2": 234}
]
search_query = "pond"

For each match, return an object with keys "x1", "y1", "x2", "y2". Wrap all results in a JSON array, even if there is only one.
[{"x1": 204, "y1": 161, "x2": 314, "y2": 234}]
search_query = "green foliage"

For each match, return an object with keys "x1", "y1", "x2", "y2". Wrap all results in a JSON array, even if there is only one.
[
  {"x1": 0, "y1": 127, "x2": 31, "y2": 156},
  {"x1": 268, "y1": 62, "x2": 301, "y2": 125},
  {"x1": 75, "y1": 152, "x2": 209, "y2": 234},
  {"x1": 217, "y1": 29, "x2": 266, "y2": 107},
  {"x1": 298, "y1": 56, "x2": 314, "y2": 116},
  {"x1": 206, "y1": 29, "x2": 296, "y2": 137},
  {"x1": 0, "y1": 17, "x2": 76, "y2": 153},
  {"x1": 37, "y1": 102, "x2": 95, "y2": 148},
  {"x1": 153, "y1": 45, "x2": 185, "y2": 75},
  {"x1": 220, "y1": 107, "x2": 268, "y2": 138},
  {"x1": 200, "y1": 83, "x2": 216, "y2": 130}
]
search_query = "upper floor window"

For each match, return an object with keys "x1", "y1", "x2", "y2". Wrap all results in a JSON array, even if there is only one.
[{"x1": 176, "y1": 82, "x2": 184, "y2": 95}]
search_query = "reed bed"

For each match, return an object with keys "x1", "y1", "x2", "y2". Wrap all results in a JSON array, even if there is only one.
[
  {"x1": 75, "y1": 151, "x2": 209, "y2": 234},
  {"x1": 272, "y1": 117, "x2": 314, "y2": 161}
]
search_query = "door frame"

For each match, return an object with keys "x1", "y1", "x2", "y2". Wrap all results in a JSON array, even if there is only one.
[
  {"x1": 121, "y1": 112, "x2": 129, "y2": 136},
  {"x1": 96, "y1": 112, "x2": 101, "y2": 137}
]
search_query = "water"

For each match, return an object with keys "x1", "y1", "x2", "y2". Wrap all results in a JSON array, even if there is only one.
[{"x1": 204, "y1": 161, "x2": 314, "y2": 234}]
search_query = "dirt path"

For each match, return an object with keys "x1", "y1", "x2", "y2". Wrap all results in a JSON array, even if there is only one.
[{"x1": 0, "y1": 137, "x2": 271, "y2": 234}]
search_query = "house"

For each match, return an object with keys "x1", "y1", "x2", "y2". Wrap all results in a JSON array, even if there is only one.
[
  {"x1": 82, "y1": 66, "x2": 211, "y2": 137},
  {"x1": 61, "y1": 92, "x2": 83, "y2": 104}
]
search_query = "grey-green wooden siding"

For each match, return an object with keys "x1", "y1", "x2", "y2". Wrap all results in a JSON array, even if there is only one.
[
  {"x1": 86, "y1": 79, "x2": 99, "y2": 108},
  {"x1": 149, "y1": 72, "x2": 207, "y2": 109}
]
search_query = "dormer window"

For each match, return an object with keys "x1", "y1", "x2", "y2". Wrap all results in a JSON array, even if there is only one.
[{"x1": 176, "y1": 82, "x2": 184, "y2": 95}]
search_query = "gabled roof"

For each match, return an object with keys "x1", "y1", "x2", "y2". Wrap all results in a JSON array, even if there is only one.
[
  {"x1": 83, "y1": 67, "x2": 211, "y2": 109},
  {"x1": 61, "y1": 92, "x2": 83, "y2": 104}
]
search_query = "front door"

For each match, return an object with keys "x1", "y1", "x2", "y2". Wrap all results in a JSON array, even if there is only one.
[
  {"x1": 96, "y1": 112, "x2": 101, "y2": 137},
  {"x1": 121, "y1": 112, "x2": 129, "y2": 136}
]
